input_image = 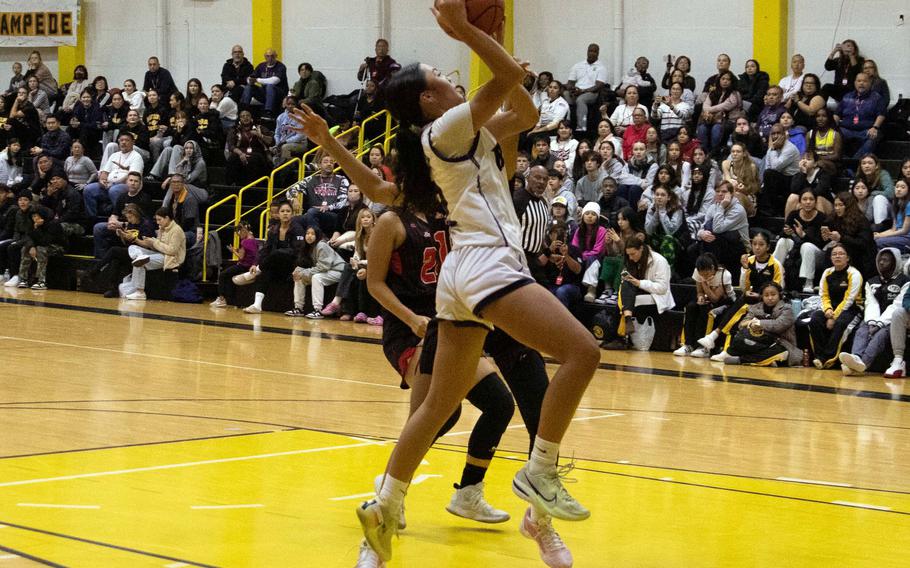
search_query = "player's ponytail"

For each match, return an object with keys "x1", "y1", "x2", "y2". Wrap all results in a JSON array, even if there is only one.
[{"x1": 385, "y1": 63, "x2": 443, "y2": 216}]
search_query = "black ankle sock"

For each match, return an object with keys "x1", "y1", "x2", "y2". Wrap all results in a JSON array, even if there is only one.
[{"x1": 457, "y1": 463, "x2": 487, "y2": 489}]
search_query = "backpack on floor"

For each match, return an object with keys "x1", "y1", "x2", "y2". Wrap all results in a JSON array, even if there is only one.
[{"x1": 171, "y1": 279, "x2": 202, "y2": 303}]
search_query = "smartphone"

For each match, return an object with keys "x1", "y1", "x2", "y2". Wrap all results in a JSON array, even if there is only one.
[{"x1": 621, "y1": 270, "x2": 631, "y2": 279}]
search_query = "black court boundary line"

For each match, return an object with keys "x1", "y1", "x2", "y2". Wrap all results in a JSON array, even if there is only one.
[
  {"x1": 2, "y1": 296, "x2": 908, "y2": 404},
  {"x1": 0, "y1": 430, "x2": 276, "y2": 461},
  {"x1": 4, "y1": 398, "x2": 904, "y2": 433},
  {"x1": 0, "y1": 520, "x2": 218, "y2": 567},
  {"x1": 2, "y1": 401, "x2": 907, "y2": 496},
  {"x1": 0, "y1": 407, "x2": 304, "y2": 430},
  {"x1": 0, "y1": 543, "x2": 64, "y2": 567},
  {"x1": 425, "y1": 445, "x2": 910, "y2": 515}
]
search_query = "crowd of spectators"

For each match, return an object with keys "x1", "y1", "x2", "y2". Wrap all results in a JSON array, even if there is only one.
[
  {"x1": 0, "y1": 38, "x2": 908, "y2": 377},
  {"x1": 508, "y1": 41, "x2": 908, "y2": 377}
]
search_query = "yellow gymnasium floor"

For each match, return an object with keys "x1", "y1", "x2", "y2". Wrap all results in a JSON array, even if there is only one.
[{"x1": 0, "y1": 289, "x2": 908, "y2": 567}]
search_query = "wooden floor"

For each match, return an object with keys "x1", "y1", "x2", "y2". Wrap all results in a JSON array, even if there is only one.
[{"x1": 0, "y1": 288, "x2": 908, "y2": 567}]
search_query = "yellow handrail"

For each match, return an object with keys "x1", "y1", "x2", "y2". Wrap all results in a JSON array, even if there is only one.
[
  {"x1": 233, "y1": 175, "x2": 270, "y2": 249},
  {"x1": 202, "y1": 192, "x2": 239, "y2": 281},
  {"x1": 358, "y1": 110, "x2": 391, "y2": 149},
  {"x1": 266, "y1": 158, "x2": 302, "y2": 213},
  {"x1": 215, "y1": 111, "x2": 396, "y2": 258}
]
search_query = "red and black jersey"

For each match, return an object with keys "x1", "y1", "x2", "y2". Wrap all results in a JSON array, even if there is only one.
[{"x1": 385, "y1": 208, "x2": 449, "y2": 318}]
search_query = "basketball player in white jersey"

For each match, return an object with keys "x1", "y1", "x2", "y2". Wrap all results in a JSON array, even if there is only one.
[{"x1": 293, "y1": 1, "x2": 600, "y2": 564}]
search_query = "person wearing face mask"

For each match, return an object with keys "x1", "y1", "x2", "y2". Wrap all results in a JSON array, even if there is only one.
[
  {"x1": 834, "y1": 73, "x2": 887, "y2": 159},
  {"x1": 58, "y1": 65, "x2": 90, "y2": 118}
]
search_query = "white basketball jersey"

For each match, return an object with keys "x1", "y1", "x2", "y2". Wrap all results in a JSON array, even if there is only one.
[{"x1": 422, "y1": 103, "x2": 524, "y2": 255}]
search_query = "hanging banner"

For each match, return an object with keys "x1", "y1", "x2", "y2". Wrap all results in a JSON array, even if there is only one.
[{"x1": 0, "y1": 0, "x2": 79, "y2": 47}]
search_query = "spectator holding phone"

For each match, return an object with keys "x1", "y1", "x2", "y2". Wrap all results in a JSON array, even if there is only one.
[{"x1": 772, "y1": 189, "x2": 828, "y2": 293}]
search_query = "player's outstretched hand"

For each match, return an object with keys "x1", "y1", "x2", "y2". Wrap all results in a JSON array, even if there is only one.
[
  {"x1": 431, "y1": 0, "x2": 470, "y2": 41},
  {"x1": 289, "y1": 105, "x2": 333, "y2": 147}
]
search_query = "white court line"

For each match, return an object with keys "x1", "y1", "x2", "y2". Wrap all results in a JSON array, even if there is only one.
[
  {"x1": 330, "y1": 473, "x2": 443, "y2": 501},
  {"x1": 831, "y1": 500, "x2": 892, "y2": 511},
  {"x1": 0, "y1": 336, "x2": 400, "y2": 391},
  {"x1": 776, "y1": 477, "x2": 853, "y2": 487},
  {"x1": 190, "y1": 504, "x2": 263, "y2": 510},
  {"x1": 0, "y1": 440, "x2": 384, "y2": 489},
  {"x1": 17, "y1": 503, "x2": 100, "y2": 509},
  {"x1": 0, "y1": 555, "x2": 20, "y2": 560},
  {"x1": 164, "y1": 563, "x2": 190, "y2": 568},
  {"x1": 329, "y1": 491, "x2": 375, "y2": 502},
  {"x1": 659, "y1": 477, "x2": 674, "y2": 481},
  {"x1": 441, "y1": 411, "x2": 623, "y2": 438}
]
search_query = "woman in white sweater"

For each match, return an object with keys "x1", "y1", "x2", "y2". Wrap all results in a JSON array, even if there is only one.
[{"x1": 602, "y1": 235, "x2": 675, "y2": 350}]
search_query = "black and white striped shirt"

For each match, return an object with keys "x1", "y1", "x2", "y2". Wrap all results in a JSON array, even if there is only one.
[{"x1": 513, "y1": 189, "x2": 550, "y2": 255}]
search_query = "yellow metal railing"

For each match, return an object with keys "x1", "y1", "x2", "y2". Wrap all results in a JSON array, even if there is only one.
[
  {"x1": 201, "y1": 192, "x2": 239, "y2": 282},
  {"x1": 358, "y1": 110, "x2": 393, "y2": 152},
  {"x1": 202, "y1": 110, "x2": 397, "y2": 281}
]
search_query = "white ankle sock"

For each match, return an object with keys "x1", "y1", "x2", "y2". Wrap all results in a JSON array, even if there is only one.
[
  {"x1": 529, "y1": 437, "x2": 560, "y2": 474},
  {"x1": 253, "y1": 292, "x2": 265, "y2": 309},
  {"x1": 377, "y1": 474, "x2": 408, "y2": 511}
]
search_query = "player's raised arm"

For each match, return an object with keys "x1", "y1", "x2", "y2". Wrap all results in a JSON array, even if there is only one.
[{"x1": 289, "y1": 105, "x2": 400, "y2": 206}]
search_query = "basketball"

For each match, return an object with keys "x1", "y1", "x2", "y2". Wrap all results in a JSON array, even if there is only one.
[{"x1": 466, "y1": 0, "x2": 505, "y2": 37}]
